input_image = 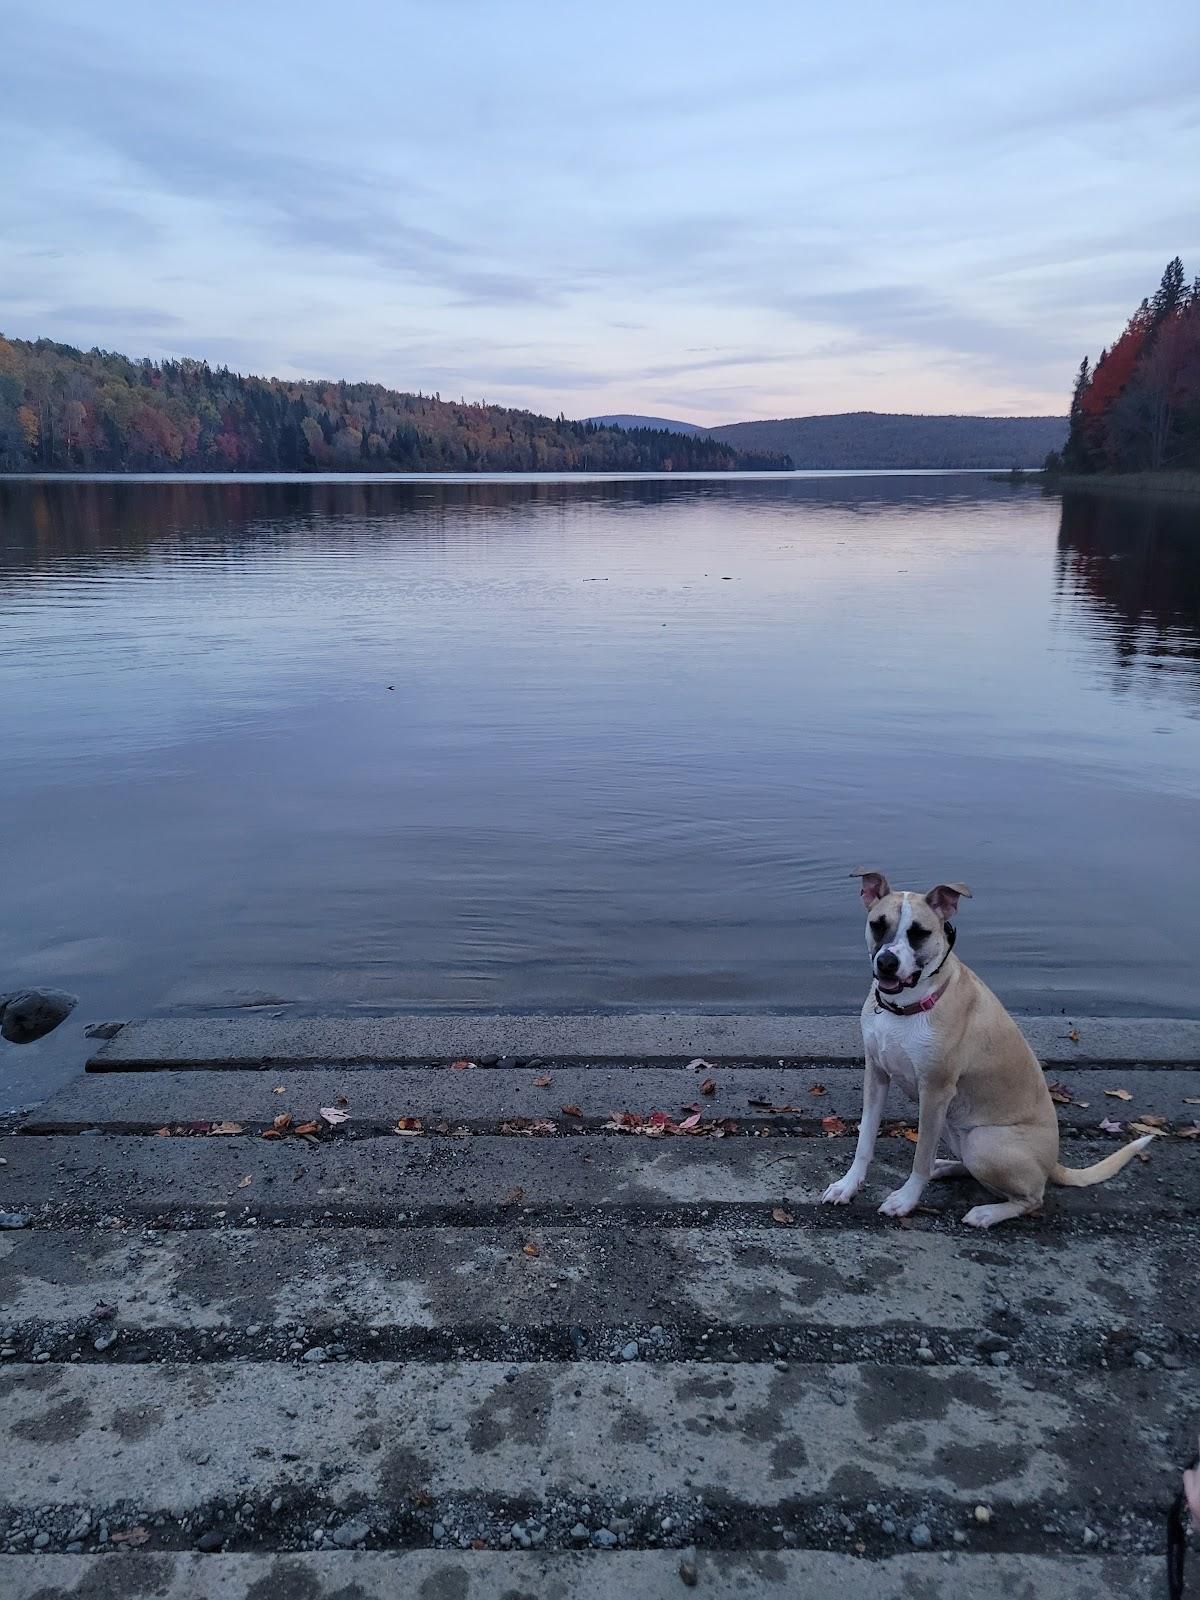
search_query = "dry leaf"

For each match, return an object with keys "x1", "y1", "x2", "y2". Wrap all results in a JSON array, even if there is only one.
[
  {"x1": 1104, "y1": 1089, "x2": 1133, "y2": 1101},
  {"x1": 699, "y1": 1078, "x2": 716, "y2": 1096},
  {"x1": 1184, "y1": 1098, "x2": 1200, "y2": 1106},
  {"x1": 1046, "y1": 1082, "x2": 1073, "y2": 1104},
  {"x1": 154, "y1": 1126, "x2": 172, "y2": 1137},
  {"x1": 902, "y1": 1128, "x2": 920, "y2": 1143},
  {"x1": 1065, "y1": 1027, "x2": 1080, "y2": 1043},
  {"x1": 686, "y1": 1058, "x2": 714, "y2": 1072},
  {"x1": 1177, "y1": 1123, "x2": 1200, "y2": 1139},
  {"x1": 209, "y1": 1121, "x2": 244, "y2": 1136},
  {"x1": 677, "y1": 1110, "x2": 703, "y2": 1131},
  {"x1": 531, "y1": 1074, "x2": 553, "y2": 1087},
  {"x1": 771, "y1": 1206, "x2": 795, "y2": 1225},
  {"x1": 449, "y1": 1059, "x2": 475, "y2": 1070},
  {"x1": 111, "y1": 1527, "x2": 150, "y2": 1546},
  {"x1": 821, "y1": 1114, "x2": 847, "y2": 1137},
  {"x1": 1099, "y1": 1116, "x2": 1125, "y2": 1134},
  {"x1": 501, "y1": 1186, "x2": 524, "y2": 1206},
  {"x1": 522, "y1": 1241, "x2": 541, "y2": 1258},
  {"x1": 336, "y1": 1094, "x2": 349, "y2": 1107},
  {"x1": 393, "y1": 1117, "x2": 423, "y2": 1134},
  {"x1": 319, "y1": 1107, "x2": 350, "y2": 1124},
  {"x1": 236, "y1": 1175, "x2": 252, "y2": 1188},
  {"x1": 293, "y1": 1120, "x2": 321, "y2": 1136},
  {"x1": 561, "y1": 1104, "x2": 583, "y2": 1118},
  {"x1": 500, "y1": 1117, "x2": 558, "y2": 1136},
  {"x1": 273, "y1": 1085, "x2": 286, "y2": 1094},
  {"x1": 1128, "y1": 1122, "x2": 1165, "y2": 1138},
  {"x1": 273, "y1": 1112, "x2": 293, "y2": 1132},
  {"x1": 808, "y1": 1083, "x2": 828, "y2": 1097},
  {"x1": 1135, "y1": 1113, "x2": 1168, "y2": 1128}
]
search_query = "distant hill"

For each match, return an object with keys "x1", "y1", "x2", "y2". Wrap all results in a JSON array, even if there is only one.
[
  {"x1": 586, "y1": 413, "x2": 706, "y2": 436},
  {"x1": 706, "y1": 412, "x2": 1067, "y2": 469},
  {"x1": 0, "y1": 336, "x2": 791, "y2": 474}
]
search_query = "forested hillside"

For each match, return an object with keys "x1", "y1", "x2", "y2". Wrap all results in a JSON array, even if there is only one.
[
  {"x1": 0, "y1": 337, "x2": 790, "y2": 474},
  {"x1": 706, "y1": 412, "x2": 1066, "y2": 468},
  {"x1": 1058, "y1": 258, "x2": 1200, "y2": 474}
]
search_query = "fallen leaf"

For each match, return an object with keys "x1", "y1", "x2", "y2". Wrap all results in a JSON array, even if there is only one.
[
  {"x1": 808, "y1": 1083, "x2": 828, "y2": 1097},
  {"x1": 560, "y1": 1104, "x2": 583, "y2": 1118},
  {"x1": 686, "y1": 1058, "x2": 714, "y2": 1072},
  {"x1": 1046, "y1": 1082, "x2": 1073, "y2": 1104},
  {"x1": 1065, "y1": 1027, "x2": 1080, "y2": 1043},
  {"x1": 236, "y1": 1175, "x2": 252, "y2": 1188},
  {"x1": 449, "y1": 1059, "x2": 475, "y2": 1070},
  {"x1": 319, "y1": 1107, "x2": 350, "y2": 1124},
  {"x1": 677, "y1": 1111, "x2": 703, "y2": 1131},
  {"x1": 500, "y1": 1117, "x2": 558, "y2": 1136},
  {"x1": 209, "y1": 1121, "x2": 244, "y2": 1136},
  {"x1": 771, "y1": 1206, "x2": 795, "y2": 1225},
  {"x1": 522, "y1": 1241, "x2": 540, "y2": 1258},
  {"x1": 471, "y1": 1538, "x2": 488, "y2": 1550},
  {"x1": 154, "y1": 1126, "x2": 172, "y2": 1137},
  {"x1": 501, "y1": 1186, "x2": 524, "y2": 1206},
  {"x1": 273, "y1": 1112, "x2": 293, "y2": 1132},
  {"x1": 1099, "y1": 1117, "x2": 1125, "y2": 1134},
  {"x1": 902, "y1": 1128, "x2": 920, "y2": 1143},
  {"x1": 393, "y1": 1117, "x2": 423, "y2": 1134},
  {"x1": 821, "y1": 1114, "x2": 847, "y2": 1137},
  {"x1": 1184, "y1": 1098, "x2": 1200, "y2": 1106},
  {"x1": 336, "y1": 1094, "x2": 349, "y2": 1107},
  {"x1": 1104, "y1": 1089, "x2": 1133, "y2": 1101},
  {"x1": 531, "y1": 1074, "x2": 553, "y2": 1087},
  {"x1": 293, "y1": 1121, "x2": 321, "y2": 1136},
  {"x1": 699, "y1": 1078, "x2": 716, "y2": 1096},
  {"x1": 273, "y1": 1085, "x2": 286, "y2": 1094},
  {"x1": 1177, "y1": 1123, "x2": 1200, "y2": 1139},
  {"x1": 1128, "y1": 1122, "x2": 1165, "y2": 1138},
  {"x1": 1134, "y1": 1113, "x2": 1169, "y2": 1128},
  {"x1": 747, "y1": 1097, "x2": 773, "y2": 1109},
  {"x1": 111, "y1": 1527, "x2": 150, "y2": 1546}
]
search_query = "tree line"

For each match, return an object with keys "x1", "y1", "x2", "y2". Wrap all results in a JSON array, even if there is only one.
[
  {"x1": 0, "y1": 336, "x2": 791, "y2": 474},
  {"x1": 1056, "y1": 257, "x2": 1200, "y2": 475}
]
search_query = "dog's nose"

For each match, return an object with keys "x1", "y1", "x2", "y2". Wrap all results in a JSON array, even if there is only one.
[{"x1": 876, "y1": 950, "x2": 900, "y2": 976}]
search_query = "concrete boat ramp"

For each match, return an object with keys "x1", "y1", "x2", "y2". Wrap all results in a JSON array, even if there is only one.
[{"x1": 2, "y1": 1012, "x2": 1198, "y2": 1597}]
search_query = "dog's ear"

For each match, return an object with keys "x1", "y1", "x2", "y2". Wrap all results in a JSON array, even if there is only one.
[
  {"x1": 852, "y1": 869, "x2": 890, "y2": 908},
  {"x1": 926, "y1": 882, "x2": 972, "y2": 919}
]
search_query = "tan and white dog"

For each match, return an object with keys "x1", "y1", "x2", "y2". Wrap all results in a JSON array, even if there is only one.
[{"x1": 821, "y1": 870, "x2": 1153, "y2": 1229}]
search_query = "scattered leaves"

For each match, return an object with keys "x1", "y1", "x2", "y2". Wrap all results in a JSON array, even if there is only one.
[
  {"x1": 154, "y1": 1126, "x2": 172, "y2": 1137},
  {"x1": 1099, "y1": 1117, "x2": 1125, "y2": 1134},
  {"x1": 209, "y1": 1121, "x2": 244, "y2": 1136},
  {"x1": 449, "y1": 1059, "x2": 475, "y2": 1070},
  {"x1": 821, "y1": 1114, "x2": 847, "y2": 1137},
  {"x1": 319, "y1": 1107, "x2": 350, "y2": 1125},
  {"x1": 500, "y1": 1117, "x2": 558, "y2": 1136},
  {"x1": 393, "y1": 1117, "x2": 423, "y2": 1135},
  {"x1": 771, "y1": 1206, "x2": 795, "y2": 1225},
  {"x1": 1046, "y1": 1082, "x2": 1074, "y2": 1104},
  {"x1": 808, "y1": 1083, "x2": 828, "y2": 1097},
  {"x1": 501, "y1": 1186, "x2": 525, "y2": 1207},
  {"x1": 560, "y1": 1104, "x2": 583, "y2": 1118},
  {"x1": 522, "y1": 1241, "x2": 541, "y2": 1258},
  {"x1": 1104, "y1": 1089, "x2": 1133, "y2": 1102},
  {"x1": 531, "y1": 1074, "x2": 553, "y2": 1088},
  {"x1": 699, "y1": 1078, "x2": 716, "y2": 1096}
]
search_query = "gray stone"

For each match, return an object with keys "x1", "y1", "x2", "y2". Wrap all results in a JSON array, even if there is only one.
[
  {"x1": 910, "y1": 1524, "x2": 934, "y2": 1549},
  {"x1": 195, "y1": 1530, "x2": 225, "y2": 1552},
  {"x1": 1132, "y1": 1351, "x2": 1154, "y2": 1369},
  {"x1": 0, "y1": 1215, "x2": 29, "y2": 1231},
  {"x1": 0, "y1": 988, "x2": 77, "y2": 1045},
  {"x1": 332, "y1": 1519, "x2": 371, "y2": 1548},
  {"x1": 620, "y1": 1341, "x2": 640, "y2": 1361},
  {"x1": 302, "y1": 1347, "x2": 328, "y2": 1364},
  {"x1": 570, "y1": 1523, "x2": 589, "y2": 1542},
  {"x1": 592, "y1": 1528, "x2": 618, "y2": 1548}
]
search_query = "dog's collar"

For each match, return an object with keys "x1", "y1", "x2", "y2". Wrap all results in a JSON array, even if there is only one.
[{"x1": 873, "y1": 923, "x2": 956, "y2": 1016}]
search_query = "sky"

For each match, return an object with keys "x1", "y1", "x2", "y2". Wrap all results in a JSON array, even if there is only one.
[{"x1": 2, "y1": 0, "x2": 1197, "y2": 425}]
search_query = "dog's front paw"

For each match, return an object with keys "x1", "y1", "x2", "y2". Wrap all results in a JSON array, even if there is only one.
[
  {"x1": 878, "y1": 1181, "x2": 923, "y2": 1218},
  {"x1": 821, "y1": 1174, "x2": 861, "y2": 1205}
]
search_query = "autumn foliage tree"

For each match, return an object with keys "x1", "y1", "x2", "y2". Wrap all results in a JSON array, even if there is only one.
[
  {"x1": 1060, "y1": 258, "x2": 1200, "y2": 474},
  {"x1": 0, "y1": 336, "x2": 791, "y2": 474}
]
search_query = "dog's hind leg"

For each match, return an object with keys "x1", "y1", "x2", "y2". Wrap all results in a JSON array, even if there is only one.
[
  {"x1": 959, "y1": 1125, "x2": 1048, "y2": 1229},
  {"x1": 961, "y1": 1199, "x2": 1033, "y2": 1229}
]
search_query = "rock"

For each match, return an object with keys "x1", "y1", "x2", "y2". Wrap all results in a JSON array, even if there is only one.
[
  {"x1": 570, "y1": 1523, "x2": 589, "y2": 1542},
  {"x1": 496, "y1": 1056, "x2": 522, "y2": 1070},
  {"x1": 269, "y1": 1497, "x2": 283, "y2": 1514},
  {"x1": 1083, "y1": 1526, "x2": 1098, "y2": 1546},
  {"x1": 93, "y1": 1334, "x2": 115, "y2": 1353},
  {"x1": 33, "y1": 1532, "x2": 50, "y2": 1549},
  {"x1": 909, "y1": 1523, "x2": 933, "y2": 1549},
  {"x1": 69, "y1": 1514, "x2": 91, "y2": 1541},
  {"x1": 0, "y1": 1214, "x2": 29, "y2": 1231},
  {"x1": 195, "y1": 1530, "x2": 225, "y2": 1552},
  {"x1": 660, "y1": 1515, "x2": 676, "y2": 1533},
  {"x1": 1132, "y1": 1350, "x2": 1154, "y2": 1369},
  {"x1": 620, "y1": 1341, "x2": 640, "y2": 1361},
  {"x1": 592, "y1": 1528, "x2": 618, "y2": 1548},
  {"x1": 975, "y1": 1333, "x2": 1008, "y2": 1354},
  {"x1": 302, "y1": 1347, "x2": 328, "y2": 1364},
  {"x1": 84, "y1": 1021, "x2": 126, "y2": 1040},
  {"x1": 989, "y1": 1351, "x2": 1011, "y2": 1366},
  {"x1": 332, "y1": 1518, "x2": 371, "y2": 1548},
  {"x1": 0, "y1": 988, "x2": 78, "y2": 1044},
  {"x1": 432, "y1": 1523, "x2": 446, "y2": 1541},
  {"x1": 973, "y1": 1505, "x2": 993, "y2": 1524},
  {"x1": 679, "y1": 1553, "x2": 699, "y2": 1585},
  {"x1": 916, "y1": 1345, "x2": 936, "y2": 1363}
]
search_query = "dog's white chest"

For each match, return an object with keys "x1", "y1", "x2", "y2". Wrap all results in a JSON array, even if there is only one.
[{"x1": 861, "y1": 1006, "x2": 938, "y2": 1101}]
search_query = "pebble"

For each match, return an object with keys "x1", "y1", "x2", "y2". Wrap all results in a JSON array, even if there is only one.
[
  {"x1": 1132, "y1": 1350, "x2": 1154, "y2": 1369},
  {"x1": 0, "y1": 1214, "x2": 29, "y2": 1230},
  {"x1": 195, "y1": 1530, "x2": 225, "y2": 1552},
  {"x1": 302, "y1": 1347, "x2": 328, "y2": 1364},
  {"x1": 33, "y1": 1532, "x2": 50, "y2": 1549},
  {"x1": 660, "y1": 1515, "x2": 676, "y2": 1533},
  {"x1": 952, "y1": 1531, "x2": 968, "y2": 1545},
  {"x1": 909, "y1": 1523, "x2": 933, "y2": 1549},
  {"x1": 773, "y1": 1360, "x2": 789, "y2": 1373},
  {"x1": 270, "y1": 1497, "x2": 283, "y2": 1514},
  {"x1": 973, "y1": 1505, "x2": 993, "y2": 1524},
  {"x1": 432, "y1": 1523, "x2": 446, "y2": 1541},
  {"x1": 33, "y1": 1352, "x2": 51, "y2": 1363},
  {"x1": 92, "y1": 1333, "x2": 114, "y2": 1352},
  {"x1": 679, "y1": 1553, "x2": 699, "y2": 1586},
  {"x1": 916, "y1": 1345, "x2": 936, "y2": 1363},
  {"x1": 620, "y1": 1341, "x2": 640, "y2": 1361},
  {"x1": 570, "y1": 1523, "x2": 589, "y2": 1542},
  {"x1": 332, "y1": 1518, "x2": 371, "y2": 1548},
  {"x1": 1083, "y1": 1526, "x2": 1098, "y2": 1546},
  {"x1": 989, "y1": 1351, "x2": 1011, "y2": 1366},
  {"x1": 881, "y1": 1520, "x2": 897, "y2": 1535},
  {"x1": 592, "y1": 1528, "x2": 618, "y2": 1548}
]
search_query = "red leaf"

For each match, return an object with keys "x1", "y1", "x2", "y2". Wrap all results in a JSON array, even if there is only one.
[
  {"x1": 560, "y1": 1104, "x2": 583, "y2": 1118},
  {"x1": 771, "y1": 1206, "x2": 795, "y2": 1225},
  {"x1": 522, "y1": 1241, "x2": 540, "y2": 1258},
  {"x1": 808, "y1": 1083, "x2": 828, "y2": 1097},
  {"x1": 449, "y1": 1059, "x2": 475, "y2": 1070},
  {"x1": 821, "y1": 1114, "x2": 847, "y2": 1137}
]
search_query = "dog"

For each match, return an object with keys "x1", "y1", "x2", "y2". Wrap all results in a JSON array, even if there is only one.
[{"x1": 820, "y1": 870, "x2": 1153, "y2": 1229}]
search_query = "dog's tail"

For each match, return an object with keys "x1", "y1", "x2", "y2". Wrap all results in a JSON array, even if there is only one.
[{"x1": 1051, "y1": 1134, "x2": 1156, "y2": 1187}]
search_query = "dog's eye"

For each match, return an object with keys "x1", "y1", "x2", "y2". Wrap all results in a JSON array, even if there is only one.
[
  {"x1": 870, "y1": 917, "x2": 888, "y2": 938},
  {"x1": 908, "y1": 926, "x2": 931, "y2": 945}
]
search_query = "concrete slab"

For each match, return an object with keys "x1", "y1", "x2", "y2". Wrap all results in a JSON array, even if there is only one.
[
  {"x1": 1, "y1": 1360, "x2": 1195, "y2": 1511},
  {"x1": 0, "y1": 1224, "x2": 1176, "y2": 1334},
  {"x1": 29, "y1": 1066, "x2": 1200, "y2": 1134},
  {"x1": 1, "y1": 1132, "x2": 1191, "y2": 1221},
  {"x1": 0, "y1": 1551, "x2": 1163, "y2": 1599},
  {"x1": 87, "y1": 1012, "x2": 1200, "y2": 1069}
]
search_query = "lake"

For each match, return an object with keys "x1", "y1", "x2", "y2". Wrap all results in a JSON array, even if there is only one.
[{"x1": 2, "y1": 472, "x2": 1198, "y2": 1104}]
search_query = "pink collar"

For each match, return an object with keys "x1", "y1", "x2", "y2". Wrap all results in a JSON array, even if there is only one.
[{"x1": 875, "y1": 977, "x2": 951, "y2": 1017}]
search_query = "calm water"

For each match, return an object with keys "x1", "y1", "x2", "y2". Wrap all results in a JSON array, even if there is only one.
[{"x1": 2, "y1": 472, "x2": 1199, "y2": 1103}]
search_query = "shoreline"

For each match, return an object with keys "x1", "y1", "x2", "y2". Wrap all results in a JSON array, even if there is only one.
[{"x1": 1053, "y1": 469, "x2": 1200, "y2": 504}]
